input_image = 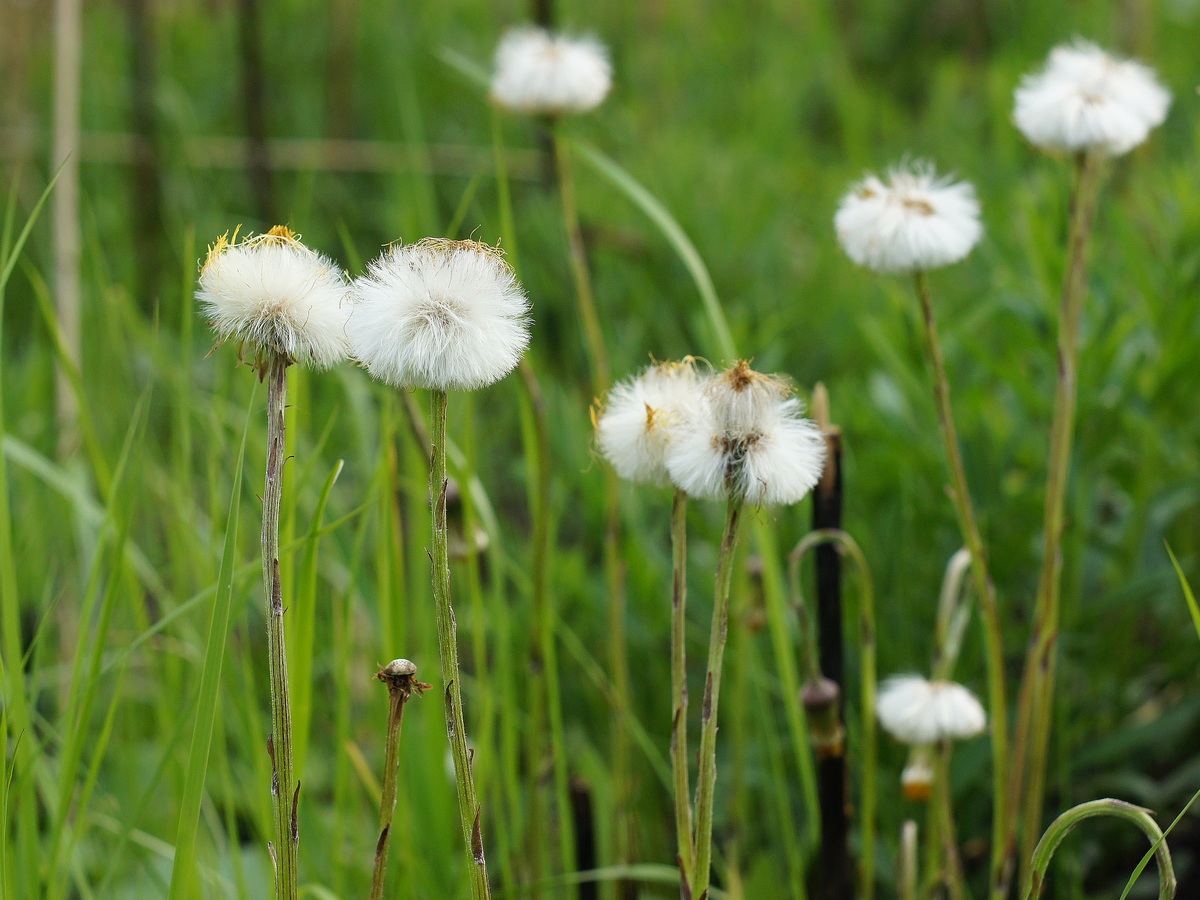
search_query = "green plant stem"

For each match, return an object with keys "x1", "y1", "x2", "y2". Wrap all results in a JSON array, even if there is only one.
[
  {"x1": 431, "y1": 389, "x2": 491, "y2": 900},
  {"x1": 935, "y1": 743, "x2": 965, "y2": 900},
  {"x1": 370, "y1": 663, "x2": 424, "y2": 900},
  {"x1": 669, "y1": 489, "x2": 695, "y2": 894},
  {"x1": 785, "y1": 528, "x2": 877, "y2": 898},
  {"x1": 692, "y1": 497, "x2": 744, "y2": 900},
  {"x1": 262, "y1": 355, "x2": 298, "y2": 900},
  {"x1": 1014, "y1": 149, "x2": 1105, "y2": 887},
  {"x1": 912, "y1": 270, "x2": 1009, "y2": 898},
  {"x1": 1022, "y1": 799, "x2": 1175, "y2": 900}
]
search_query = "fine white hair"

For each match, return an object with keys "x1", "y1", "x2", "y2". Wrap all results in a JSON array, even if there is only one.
[
  {"x1": 835, "y1": 163, "x2": 982, "y2": 274},
  {"x1": 491, "y1": 26, "x2": 612, "y2": 116},
  {"x1": 348, "y1": 239, "x2": 531, "y2": 392},
  {"x1": 876, "y1": 675, "x2": 987, "y2": 745},
  {"x1": 1013, "y1": 39, "x2": 1170, "y2": 156},
  {"x1": 596, "y1": 359, "x2": 708, "y2": 486},
  {"x1": 197, "y1": 228, "x2": 352, "y2": 369}
]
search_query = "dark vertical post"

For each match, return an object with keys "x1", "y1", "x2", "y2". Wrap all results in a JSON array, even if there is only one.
[
  {"x1": 236, "y1": 0, "x2": 275, "y2": 223},
  {"x1": 810, "y1": 385, "x2": 852, "y2": 900}
]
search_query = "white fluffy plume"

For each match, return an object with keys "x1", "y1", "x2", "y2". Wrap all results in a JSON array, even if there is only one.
[
  {"x1": 1013, "y1": 40, "x2": 1170, "y2": 156},
  {"x1": 491, "y1": 26, "x2": 612, "y2": 116},
  {"x1": 835, "y1": 163, "x2": 982, "y2": 274},
  {"x1": 596, "y1": 359, "x2": 707, "y2": 486},
  {"x1": 348, "y1": 239, "x2": 531, "y2": 392},
  {"x1": 665, "y1": 361, "x2": 826, "y2": 507},
  {"x1": 197, "y1": 227, "x2": 351, "y2": 369},
  {"x1": 876, "y1": 675, "x2": 987, "y2": 745}
]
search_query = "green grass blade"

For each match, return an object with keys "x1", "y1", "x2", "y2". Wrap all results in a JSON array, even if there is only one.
[
  {"x1": 168, "y1": 387, "x2": 255, "y2": 898},
  {"x1": 1165, "y1": 543, "x2": 1200, "y2": 644},
  {"x1": 568, "y1": 137, "x2": 738, "y2": 363},
  {"x1": 290, "y1": 457, "x2": 344, "y2": 780}
]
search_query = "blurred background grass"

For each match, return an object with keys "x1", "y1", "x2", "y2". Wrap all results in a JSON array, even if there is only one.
[{"x1": 1, "y1": 0, "x2": 1198, "y2": 896}]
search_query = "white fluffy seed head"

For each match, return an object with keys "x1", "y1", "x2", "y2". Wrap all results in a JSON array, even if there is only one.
[
  {"x1": 595, "y1": 359, "x2": 708, "y2": 486},
  {"x1": 196, "y1": 226, "x2": 352, "y2": 369},
  {"x1": 348, "y1": 239, "x2": 531, "y2": 392},
  {"x1": 665, "y1": 361, "x2": 826, "y2": 506},
  {"x1": 1013, "y1": 40, "x2": 1171, "y2": 156},
  {"x1": 876, "y1": 675, "x2": 987, "y2": 745},
  {"x1": 491, "y1": 26, "x2": 612, "y2": 116},
  {"x1": 835, "y1": 163, "x2": 983, "y2": 274}
]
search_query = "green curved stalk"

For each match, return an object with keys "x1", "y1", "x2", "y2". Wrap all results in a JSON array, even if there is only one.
[
  {"x1": 911, "y1": 270, "x2": 1009, "y2": 898},
  {"x1": 786, "y1": 528, "x2": 877, "y2": 899},
  {"x1": 431, "y1": 389, "x2": 491, "y2": 899},
  {"x1": 692, "y1": 497, "x2": 744, "y2": 900},
  {"x1": 1023, "y1": 799, "x2": 1175, "y2": 900}
]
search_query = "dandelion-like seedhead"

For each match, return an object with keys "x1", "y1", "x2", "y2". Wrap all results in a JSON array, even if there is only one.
[
  {"x1": 1013, "y1": 40, "x2": 1170, "y2": 156},
  {"x1": 491, "y1": 26, "x2": 612, "y2": 116},
  {"x1": 665, "y1": 361, "x2": 826, "y2": 507},
  {"x1": 595, "y1": 359, "x2": 707, "y2": 486},
  {"x1": 197, "y1": 225, "x2": 351, "y2": 370},
  {"x1": 348, "y1": 238, "x2": 531, "y2": 392},
  {"x1": 835, "y1": 163, "x2": 983, "y2": 274},
  {"x1": 876, "y1": 675, "x2": 987, "y2": 745}
]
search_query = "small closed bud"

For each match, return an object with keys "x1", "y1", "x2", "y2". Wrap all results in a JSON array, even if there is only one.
[
  {"x1": 376, "y1": 659, "x2": 431, "y2": 699},
  {"x1": 801, "y1": 676, "x2": 845, "y2": 758},
  {"x1": 901, "y1": 756, "x2": 935, "y2": 803}
]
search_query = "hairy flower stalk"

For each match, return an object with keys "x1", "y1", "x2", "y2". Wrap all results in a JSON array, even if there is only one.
[
  {"x1": 669, "y1": 487, "x2": 694, "y2": 892},
  {"x1": 835, "y1": 165, "x2": 1009, "y2": 895},
  {"x1": 691, "y1": 495, "x2": 743, "y2": 900},
  {"x1": 1009, "y1": 42, "x2": 1170, "y2": 888},
  {"x1": 371, "y1": 660, "x2": 430, "y2": 900},
  {"x1": 664, "y1": 361, "x2": 825, "y2": 898},
  {"x1": 197, "y1": 225, "x2": 351, "y2": 899},
  {"x1": 595, "y1": 359, "x2": 707, "y2": 894},
  {"x1": 349, "y1": 238, "x2": 530, "y2": 899}
]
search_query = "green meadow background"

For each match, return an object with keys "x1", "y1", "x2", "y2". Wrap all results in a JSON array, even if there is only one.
[{"x1": 1, "y1": 0, "x2": 1198, "y2": 896}]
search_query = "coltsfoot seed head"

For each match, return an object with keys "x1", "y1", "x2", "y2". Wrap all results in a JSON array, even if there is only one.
[
  {"x1": 197, "y1": 226, "x2": 352, "y2": 369},
  {"x1": 876, "y1": 674, "x2": 987, "y2": 745},
  {"x1": 835, "y1": 163, "x2": 982, "y2": 274},
  {"x1": 665, "y1": 360, "x2": 826, "y2": 507},
  {"x1": 595, "y1": 358, "x2": 708, "y2": 486},
  {"x1": 348, "y1": 239, "x2": 531, "y2": 392},
  {"x1": 1013, "y1": 40, "x2": 1170, "y2": 156},
  {"x1": 491, "y1": 26, "x2": 612, "y2": 116}
]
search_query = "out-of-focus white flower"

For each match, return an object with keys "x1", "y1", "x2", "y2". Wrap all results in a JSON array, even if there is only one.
[
  {"x1": 197, "y1": 226, "x2": 351, "y2": 369},
  {"x1": 348, "y1": 239, "x2": 531, "y2": 392},
  {"x1": 876, "y1": 675, "x2": 986, "y2": 745},
  {"x1": 665, "y1": 361, "x2": 825, "y2": 506},
  {"x1": 1013, "y1": 40, "x2": 1170, "y2": 156},
  {"x1": 491, "y1": 26, "x2": 611, "y2": 116},
  {"x1": 595, "y1": 359, "x2": 708, "y2": 486},
  {"x1": 835, "y1": 164, "x2": 982, "y2": 274}
]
